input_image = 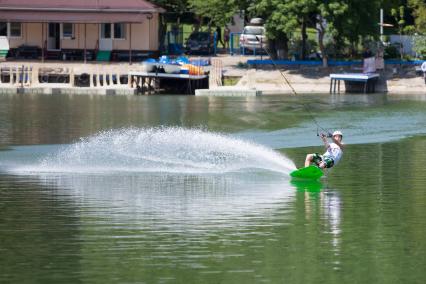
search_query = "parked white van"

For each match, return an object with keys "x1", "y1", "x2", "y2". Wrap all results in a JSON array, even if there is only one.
[{"x1": 239, "y1": 18, "x2": 267, "y2": 51}]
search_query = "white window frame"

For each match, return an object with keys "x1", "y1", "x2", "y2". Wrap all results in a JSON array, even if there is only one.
[
  {"x1": 113, "y1": 23, "x2": 126, "y2": 40},
  {"x1": 100, "y1": 23, "x2": 112, "y2": 39},
  {"x1": 100, "y1": 23, "x2": 127, "y2": 40},
  {"x1": 61, "y1": 23, "x2": 74, "y2": 40},
  {"x1": 0, "y1": 22, "x2": 22, "y2": 38},
  {"x1": 9, "y1": 22, "x2": 22, "y2": 38}
]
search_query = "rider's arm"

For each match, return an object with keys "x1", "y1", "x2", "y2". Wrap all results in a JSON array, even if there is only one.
[{"x1": 320, "y1": 133, "x2": 329, "y2": 149}]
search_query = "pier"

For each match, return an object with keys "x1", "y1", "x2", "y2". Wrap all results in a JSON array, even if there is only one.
[
  {"x1": 0, "y1": 62, "x2": 208, "y2": 95},
  {"x1": 128, "y1": 72, "x2": 208, "y2": 95},
  {"x1": 329, "y1": 73, "x2": 380, "y2": 94}
]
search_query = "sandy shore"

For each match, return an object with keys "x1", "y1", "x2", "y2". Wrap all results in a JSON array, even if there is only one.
[
  {"x1": 1, "y1": 55, "x2": 425, "y2": 95},
  {"x1": 216, "y1": 54, "x2": 426, "y2": 95}
]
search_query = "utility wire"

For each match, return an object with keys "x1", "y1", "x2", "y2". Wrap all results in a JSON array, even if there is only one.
[{"x1": 255, "y1": 38, "x2": 332, "y2": 136}]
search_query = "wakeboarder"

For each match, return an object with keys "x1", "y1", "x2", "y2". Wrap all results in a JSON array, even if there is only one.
[{"x1": 305, "y1": 130, "x2": 344, "y2": 169}]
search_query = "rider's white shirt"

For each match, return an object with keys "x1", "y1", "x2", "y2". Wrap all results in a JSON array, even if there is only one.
[{"x1": 323, "y1": 142, "x2": 343, "y2": 165}]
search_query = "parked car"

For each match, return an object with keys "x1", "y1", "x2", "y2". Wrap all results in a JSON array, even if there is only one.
[
  {"x1": 185, "y1": 32, "x2": 214, "y2": 55},
  {"x1": 239, "y1": 25, "x2": 267, "y2": 51}
]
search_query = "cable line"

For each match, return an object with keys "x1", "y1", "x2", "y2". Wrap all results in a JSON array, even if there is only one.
[{"x1": 256, "y1": 38, "x2": 332, "y2": 136}]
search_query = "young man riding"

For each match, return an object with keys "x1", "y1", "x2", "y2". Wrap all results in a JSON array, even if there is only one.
[{"x1": 305, "y1": 130, "x2": 344, "y2": 169}]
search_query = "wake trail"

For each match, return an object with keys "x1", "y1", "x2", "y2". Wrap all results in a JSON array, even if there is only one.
[{"x1": 18, "y1": 127, "x2": 297, "y2": 175}]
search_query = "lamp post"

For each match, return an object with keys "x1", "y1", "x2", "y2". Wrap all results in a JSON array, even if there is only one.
[{"x1": 378, "y1": 8, "x2": 393, "y2": 43}]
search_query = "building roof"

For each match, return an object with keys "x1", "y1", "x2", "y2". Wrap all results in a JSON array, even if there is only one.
[{"x1": 0, "y1": 0, "x2": 164, "y2": 23}]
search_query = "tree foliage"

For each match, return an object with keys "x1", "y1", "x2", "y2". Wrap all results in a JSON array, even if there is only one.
[
  {"x1": 152, "y1": 0, "x2": 425, "y2": 62},
  {"x1": 188, "y1": 0, "x2": 239, "y2": 26},
  {"x1": 409, "y1": 0, "x2": 426, "y2": 33},
  {"x1": 413, "y1": 35, "x2": 426, "y2": 58}
]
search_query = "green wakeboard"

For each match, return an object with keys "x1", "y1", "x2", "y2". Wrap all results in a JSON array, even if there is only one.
[{"x1": 290, "y1": 165, "x2": 323, "y2": 180}]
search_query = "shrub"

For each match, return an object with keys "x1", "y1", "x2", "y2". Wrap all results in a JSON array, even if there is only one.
[
  {"x1": 413, "y1": 36, "x2": 426, "y2": 59},
  {"x1": 289, "y1": 39, "x2": 318, "y2": 60},
  {"x1": 384, "y1": 45, "x2": 400, "y2": 59}
]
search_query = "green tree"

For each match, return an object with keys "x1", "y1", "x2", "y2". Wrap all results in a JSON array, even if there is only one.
[
  {"x1": 189, "y1": 0, "x2": 239, "y2": 28},
  {"x1": 409, "y1": 0, "x2": 426, "y2": 33},
  {"x1": 252, "y1": 0, "x2": 347, "y2": 66},
  {"x1": 391, "y1": 6, "x2": 406, "y2": 59},
  {"x1": 252, "y1": 0, "x2": 317, "y2": 60},
  {"x1": 413, "y1": 35, "x2": 426, "y2": 58},
  {"x1": 332, "y1": 0, "x2": 381, "y2": 57},
  {"x1": 315, "y1": 1, "x2": 348, "y2": 66},
  {"x1": 150, "y1": 0, "x2": 191, "y2": 51}
]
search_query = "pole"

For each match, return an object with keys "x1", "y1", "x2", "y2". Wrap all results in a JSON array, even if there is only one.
[
  {"x1": 84, "y1": 23, "x2": 87, "y2": 63},
  {"x1": 129, "y1": 23, "x2": 132, "y2": 65},
  {"x1": 380, "y1": 9, "x2": 384, "y2": 42},
  {"x1": 41, "y1": 22, "x2": 44, "y2": 63}
]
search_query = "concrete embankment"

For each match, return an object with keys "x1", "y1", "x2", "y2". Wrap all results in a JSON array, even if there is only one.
[
  {"x1": 223, "y1": 62, "x2": 426, "y2": 95},
  {"x1": 0, "y1": 61, "x2": 139, "y2": 95},
  {"x1": 1, "y1": 56, "x2": 425, "y2": 96}
]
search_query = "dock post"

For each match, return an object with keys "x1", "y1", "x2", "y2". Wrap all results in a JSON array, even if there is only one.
[
  {"x1": 103, "y1": 71, "x2": 109, "y2": 87},
  {"x1": 110, "y1": 70, "x2": 115, "y2": 86},
  {"x1": 115, "y1": 70, "x2": 121, "y2": 85},
  {"x1": 32, "y1": 66, "x2": 39, "y2": 86},
  {"x1": 95, "y1": 68, "x2": 100, "y2": 87},
  {"x1": 89, "y1": 69, "x2": 94, "y2": 88},
  {"x1": 69, "y1": 67, "x2": 75, "y2": 87},
  {"x1": 14, "y1": 66, "x2": 19, "y2": 86},
  {"x1": 128, "y1": 74, "x2": 132, "y2": 88},
  {"x1": 8, "y1": 67, "x2": 13, "y2": 86},
  {"x1": 329, "y1": 79, "x2": 333, "y2": 94},
  {"x1": 27, "y1": 66, "x2": 32, "y2": 86}
]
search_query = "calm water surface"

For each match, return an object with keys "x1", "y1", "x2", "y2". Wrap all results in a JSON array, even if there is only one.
[{"x1": 1, "y1": 93, "x2": 426, "y2": 283}]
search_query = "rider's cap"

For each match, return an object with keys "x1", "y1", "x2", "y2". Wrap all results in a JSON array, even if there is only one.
[{"x1": 333, "y1": 130, "x2": 343, "y2": 137}]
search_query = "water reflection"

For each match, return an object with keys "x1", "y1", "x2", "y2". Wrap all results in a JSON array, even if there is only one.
[
  {"x1": 292, "y1": 179, "x2": 343, "y2": 270},
  {"x1": 34, "y1": 173, "x2": 295, "y2": 231}
]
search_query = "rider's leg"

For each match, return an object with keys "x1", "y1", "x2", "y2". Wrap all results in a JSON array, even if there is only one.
[{"x1": 305, "y1": 154, "x2": 314, "y2": 167}]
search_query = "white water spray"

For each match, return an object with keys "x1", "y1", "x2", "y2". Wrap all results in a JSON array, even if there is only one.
[{"x1": 38, "y1": 127, "x2": 296, "y2": 174}]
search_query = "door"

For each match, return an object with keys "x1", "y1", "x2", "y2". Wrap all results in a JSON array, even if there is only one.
[
  {"x1": 48, "y1": 23, "x2": 60, "y2": 50},
  {"x1": 100, "y1": 23, "x2": 113, "y2": 51}
]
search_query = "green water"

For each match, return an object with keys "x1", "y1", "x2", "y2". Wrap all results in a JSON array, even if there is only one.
[{"x1": 1, "y1": 93, "x2": 426, "y2": 283}]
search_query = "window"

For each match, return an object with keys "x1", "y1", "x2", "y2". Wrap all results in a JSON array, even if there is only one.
[
  {"x1": 9, "y1": 22, "x2": 22, "y2": 37},
  {"x1": 114, "y1": 23, "x2": 126, "y2": 39},
  {"x1": 101, "y1": 23, "x2": 126, "y2": 40},
  {"x1": 0, "y1": 22, "x2": 7, "y2": 36},
  {"x1": 243, "y1": 26, "x2": 264, "y2": 35},
  {"x1": 101, "y1": 23, "x2": 111, "y2": 39},
  {"x1": 62, "y1": 23, "x2": 74, "y2": 39},
  {"x1": 0, "y1": 22, "x2": 22, "y2": 37}
]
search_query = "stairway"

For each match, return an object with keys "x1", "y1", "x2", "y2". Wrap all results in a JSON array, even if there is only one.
[
  {"x1": 0, "y1": 49, "x2": 8, "y2": 61},
  {"x1": 96, "y1": 50, "x2": 111, "y2": 62}
]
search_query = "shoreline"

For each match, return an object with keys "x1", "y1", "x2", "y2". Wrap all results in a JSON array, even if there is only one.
[
  {"x1": 221, "y1": 57, "x2": 426, "y2": 95},
  {"x1": 1, "y1": 56, "x2": 426, "y2": 95}
]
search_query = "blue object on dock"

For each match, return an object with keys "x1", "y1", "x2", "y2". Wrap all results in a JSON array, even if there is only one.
[
  {"x1": 247, "y1": 59, "x2": 425, "y2": 66},
  {"x1": 159, "y1": 56, "x2": 170, "y2": 64},
  {"x1": 176, "y1": 56, "x2": 190, "y2": 65},
  {"x1": 190, "y1": 59, "x2": 210, "y2": 66},
  {"x1": 144, "y1": 58, "x2": 157, "y2": 63},
  {"x1": 247, "y1": 59, "x2": 364, "y2": 66}
]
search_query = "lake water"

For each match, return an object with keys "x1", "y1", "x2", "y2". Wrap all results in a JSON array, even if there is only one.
[{"x1": 1, "y1": 93, "x2": 426, "y2": 283}]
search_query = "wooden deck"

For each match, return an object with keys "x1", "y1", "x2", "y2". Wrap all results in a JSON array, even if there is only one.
[
  {"x1": 128, "y1": 71, "x2": 208, "y2": 95},
  {"x1": 329, "y1": 73, "x2": 380, "y2": 94}
]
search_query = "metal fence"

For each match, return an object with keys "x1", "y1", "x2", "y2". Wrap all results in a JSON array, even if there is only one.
[
  {"x1": 229, "y1": 32, "x2": 266, "y2": 56},
  {"x1": 163, "y1": 30, "x2": 218, "y2": 56}
]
